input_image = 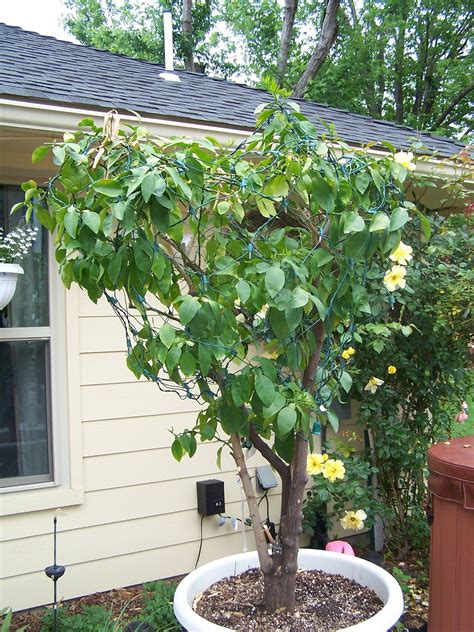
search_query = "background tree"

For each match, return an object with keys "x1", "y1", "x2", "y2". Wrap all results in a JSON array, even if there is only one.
[{"x1": 62, "y1": 0, "x2": 472, "y2": 138}]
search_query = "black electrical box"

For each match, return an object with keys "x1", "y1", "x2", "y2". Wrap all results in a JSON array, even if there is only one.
[{"x1": 196, "y1": 479, "x2": 225, "y2": 516}]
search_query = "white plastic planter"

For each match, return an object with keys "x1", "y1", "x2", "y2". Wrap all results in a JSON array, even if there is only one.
[
  {"x1": 174, "y1": 549, "x2": 403, "y2": 632},
  {"x1": 0, "y1": 263, "x2": 24, "y2": 310}
]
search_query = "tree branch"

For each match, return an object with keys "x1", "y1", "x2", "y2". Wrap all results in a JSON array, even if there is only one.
[
  {"x1": 433, "y1": 82, "x2": 474, "y2": 129},
  {"x1": 292, "y1": 0, "x2": 340, "y2": 98},
  {"x1": 277, "y1": 0, "x2": 298, "y2": 85},
  {"x1": 230, "y1": 433, "x2": 273, "y2": 573},
  {"x1": 249, "y1": 423, "x2": 290, "y2": 482}
]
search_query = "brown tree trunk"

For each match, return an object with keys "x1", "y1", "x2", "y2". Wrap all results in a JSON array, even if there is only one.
[
  {"x1": 277, "y1": 0, "x2": 299, "y2": 85},
  {"x1": 292, "y1": 0, "x2": 340, "y2": 98},
  {"x1": 393, "y1": 0, "x2": 408, "y2": 124},
  {"x1": 182, "y1": 0, "x2": 194, "y2": 72}
]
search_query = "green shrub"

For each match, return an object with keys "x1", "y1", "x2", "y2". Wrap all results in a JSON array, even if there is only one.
[
  {"x1": 138, "y1": 581, "x2": 179, "y2": 631},
  {"x1": 41, "y1": 605, "x2": 115, "y2": 631},
  {"x1": 352, "y1": 213, "x2": 473, "y2": 558}
]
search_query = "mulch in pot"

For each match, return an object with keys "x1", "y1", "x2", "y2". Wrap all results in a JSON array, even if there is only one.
[{"x1": 193, "y1": 567, "x2": 384, "y2": 631}]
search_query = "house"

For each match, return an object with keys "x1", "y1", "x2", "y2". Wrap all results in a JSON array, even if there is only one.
[{"x1": 0, "y1": 22, "x2": 467, "y2": 612}]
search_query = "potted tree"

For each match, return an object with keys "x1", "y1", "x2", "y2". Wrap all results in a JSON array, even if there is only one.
[
  {"x1": 0, "y1": 225, "x2": 38, "y2": 310},
  {"x1": 22, "y1": 98, "x2": 413, "y2": 629}
]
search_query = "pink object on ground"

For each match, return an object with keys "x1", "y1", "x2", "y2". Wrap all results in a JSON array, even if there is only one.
[{"x1": 325, "y1": 540, "x2": 356, "y2": 556}]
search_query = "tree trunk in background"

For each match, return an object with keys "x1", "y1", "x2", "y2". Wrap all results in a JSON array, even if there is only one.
[
  {"x1": 182, "y1": 0, "x2": 194, "y2": 71},
  {"x1": 292, "y1": 0, "x2": 340, "y2": 98},
  {"x1": 394, "y1": 0, "x2": 408, "y2": 124},
  {"x1": 277, "y1": 0, "x2": 299, "y2": 86}
]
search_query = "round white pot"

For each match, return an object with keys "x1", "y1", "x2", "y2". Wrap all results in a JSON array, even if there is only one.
[
  {"x1": 174, "y1": 549, "x2": 403, "y2": 632},
  {"x1": 0, "y1": 263, "x2": 24, "y2": 310}
]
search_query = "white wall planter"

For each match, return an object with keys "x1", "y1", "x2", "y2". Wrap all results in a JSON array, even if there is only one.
[
  {"x1": 0, "y1": 263, "x2": 24, "y2": 310},
  {"x1": 174, "y1": 549, "x2": 403, "y2": 632}
]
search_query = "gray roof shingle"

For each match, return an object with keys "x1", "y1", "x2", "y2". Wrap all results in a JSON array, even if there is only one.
[{"x1": 0, "y1": 22, "x2": 464, "y2": 157}]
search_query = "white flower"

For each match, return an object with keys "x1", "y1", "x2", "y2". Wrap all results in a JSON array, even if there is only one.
[
  {"x1": 341, "y1": 509, "x2": 367, "y2": 530},
  {"x1": 364, "y1": 377, "x2": 384, "y2": 394},
  {"x1": 393, "y1": 151, "x2": 416, "y2": 172},
  {"x1": 389, "y1": 241, "x2": 413, "y2": 266}
]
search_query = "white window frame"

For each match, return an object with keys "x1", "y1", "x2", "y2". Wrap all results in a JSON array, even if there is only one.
[{"x1": 0, "y1": 182, "x2": 84, "y2": 515}]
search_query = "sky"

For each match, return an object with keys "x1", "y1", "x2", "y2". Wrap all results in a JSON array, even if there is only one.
[{"x1": 0, "y1": 0, "x2": 75, "y2": 41}]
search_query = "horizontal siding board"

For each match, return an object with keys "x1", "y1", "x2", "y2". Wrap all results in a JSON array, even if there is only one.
[
  {"x1": 3, "y1": 501, "x2": 279, "y2": 577},
  {"x1": 82, "y1": 413, "x2": 198, "y2": 456},
  {"x1": 1, "y1": 533, "x2": 255, "y2": 611},
  {"x1": 79, "y1": 316, "x2": 127, "y2": 353},
  {"x1": 1, "y1": 473, "x2": 280, "y2": 542},
  {"x1": 81, "y1": 382, "x2": 202, "y2": 421},
  {"x1": 84, "y1": 443, "x2": 240, "y2": 491},
  {"x1": 80, "y1": 351, "x2": 138, "y2": 385}
]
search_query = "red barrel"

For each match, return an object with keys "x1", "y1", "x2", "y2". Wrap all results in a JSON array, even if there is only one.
[{"x1": 427, "y1": 435, "x2": 474, "y2": 632}]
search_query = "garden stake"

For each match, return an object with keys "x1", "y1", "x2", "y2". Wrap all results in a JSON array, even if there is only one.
[{"x1": 44, "y1": 517, "x2": 66, "y2": 632}]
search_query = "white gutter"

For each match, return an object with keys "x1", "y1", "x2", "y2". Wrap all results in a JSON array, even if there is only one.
[{"x1": 1, "y1": 98, "x2": 472, "y2": 188}]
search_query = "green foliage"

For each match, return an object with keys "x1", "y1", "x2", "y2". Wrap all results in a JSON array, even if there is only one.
[
  {"x1": 38, "y1": 581, "x2": 179, "y2": 631},
  {"x1": 139, "y1": 580, "x2": 180, "y2": 630},
  {"x1": 352, "y1": 212, "x2": 473, "y2": 557},
  {"x1": 41, "y1": 605, "x2": 113, "y2": 631},
  {"x1": 24, "y1": 98, "x2": 414, "y2": 468},
  {"x1": 1, "y1": 608, "x2": 26, "y2": 632}
]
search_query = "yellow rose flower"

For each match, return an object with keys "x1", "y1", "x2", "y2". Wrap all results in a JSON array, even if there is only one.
[
  {"x1": 341, "y1": 346, "x2": 355, "y2": 360},
  {"x1": 307, "y1": 453, "x2": 329, "y2": 475},
  {"x1": 322, "y1": 459, "x2": 345, "y2": 482},
  {"x1": 383, "y1": 265, "x2": 407, "y2": 292},
  {"x1": 387, "y1": 365, "x2": 397, "y2": 374},
  {"x1": 364, "y1": 376, "x2": 384, "y2": 394},
  {"x1": 389, "y1": 241, "x2": 413, "y2": 266},
  {"x1": 393, "y1": 151, "x2": 416, "y2": 172},
  {"x1": 340, "y1": 509, "x2": 367, "y2": 530}
]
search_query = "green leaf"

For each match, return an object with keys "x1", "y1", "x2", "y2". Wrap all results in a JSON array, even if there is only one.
[
  {"x1": 180, "y1": 350, "x2": 196, "y2": 376},
  {"x1": 327, "y1": 409, "x2": 339, "y2": 432},
  {"x1": 198, "y1": 343, "x2": 212, "y2": 377},
  {"x1": 355, "y1": 172, "x2": 370, "y2": 195},
  {"x1": 340, "y1": 371, "x2": 353, "y2": 393},
  {"x1": 141, "y1": 173, "x2": 156, "y2": 202},
  {"x1": 256, "y1": 197, "x2": 276, "y2": 217},
  {"x1": 390, "y1": 207, "x2": 410, "y2": 231},
  {"x1": 416, "y1": 211, "x2": 432, "y2": 241},
  {"x1": 369, "y1": 212, "x2": 390, "y2": 232},
  {"x1": 159, "y1": 323, "x2": 176, "y2": 349},
  {"x1": 92, "y1": 179, "x2": 123, "y2": 197},
  {"x1": 276, "y1": 406, "x2": 297, "y2": 436},
  {"x1": 311, "y1": 249, "x2": 334, "y2": 268},
  {"x1": 108, "y1": 252, "x2": 123, "y2": 285},
  {"x1": 165, "y1": 346, "x2": 181, "y2": 372},
  {"x1": 236, "y1": 279, "x2": 251, "y2": 304},
  {"x1": 52, "y1": 146, "x2": 66, "y2": 165},
  {"x1": 265, "y1": 266, "x2": 285, "y2": 297},
  {"x1": 255, "y1": 373, "x2": 276, "y2": 407},
  {"x1": 179, "y1": 297, "x2": 200, "y2": 325},
  {"x1": 265, "y1": 175, "x2": 289, "y2": 198},
  {"x1": 344, "y1": 211, "x2": 365, "y2": 234},
  {"x1": 217, "y1": 201, "x2": 231, "y2": 215},
  {"x1": 171, "y1": 438, "x2": 183, "y2": 462},
  {"x1": 312, "y1": 175, "x2": 335, "y2": 212},
  {"x1": 291, "y1": 287, "x2": 309, "y2": 308},
  {"x1": 82, "y1": 210, "x2": 100, "y2": 234},
  {"x1": 31, "y1": 145, "x2": 50, "y2": 164},
  {"x1": 64, "y1": 207, "x2": 79, "y2": 237},
  {"x1": 231, "y1": 374, "x2": 251, "y2": 406}
]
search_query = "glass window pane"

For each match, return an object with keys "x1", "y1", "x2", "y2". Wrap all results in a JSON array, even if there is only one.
[
  {"x1": 0, "y1": 185, "x2": 49, "y2": 328},
  {"x1": 0, "y1": 339, "x2": 52, "y2": 486}
]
